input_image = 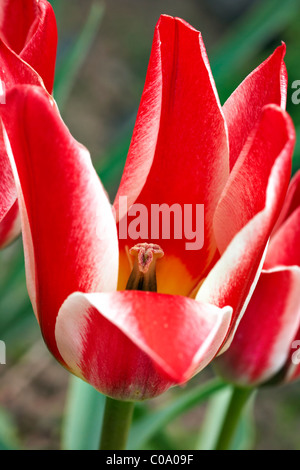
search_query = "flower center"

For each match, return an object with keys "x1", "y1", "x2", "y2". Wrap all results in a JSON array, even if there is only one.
[{"x1": 125, "y1": 243, "x2": 164, "y2": 292}]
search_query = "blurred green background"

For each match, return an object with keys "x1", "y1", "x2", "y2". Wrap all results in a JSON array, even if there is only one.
[{"x1": 0, "y1": 0, "x2": 300, "y2": 450}]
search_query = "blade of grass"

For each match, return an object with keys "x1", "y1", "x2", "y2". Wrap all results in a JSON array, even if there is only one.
[
  {"x1": 53, "y1": 2, "x2": 105, "y2": 111},
  {"x1": 197, "y1": 385, "x2": 233, "y2": 450},
  {"x1": 61, "y1": 376, "x2": 106, "y2": 450}
]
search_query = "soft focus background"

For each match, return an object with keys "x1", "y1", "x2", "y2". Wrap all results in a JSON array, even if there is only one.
[{"x1": 0, "y1": 0, "x2": 300, "y2": 450}]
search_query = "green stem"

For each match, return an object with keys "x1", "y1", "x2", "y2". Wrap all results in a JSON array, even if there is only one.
[
  {"x1": 214, "y1": 386, "x2": 254, "y2": 450},
  {"x1": 99, "y1": 397, "x2": 135, "y2": 450}
]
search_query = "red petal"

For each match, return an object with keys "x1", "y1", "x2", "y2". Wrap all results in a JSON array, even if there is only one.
[
  {"x1": 55, "y1": 291, "x2": 232, "y2": 400},
  {"x1": 114, "y1": 15, "x2": 229, "y2": 296},
  {"x1": 0, "y1": 0, "x2": 57, "y2": 93},
  {"x1": 0, "y1": 0, "x2": 37, "y2": 54},
  {"x1": 273, "y1": 170, "x2": 300, "y2": 231},
  {"x1": 0, "y1": 38, "x2": 44, "y2": 89},
  {"x1": 223, "y1": 44, "x2": 287, "y2": 170},
  {"x1": 214, "y1": 267, "x2": 300, "y2": 386},
  {"x1": 1, "y1": 85, "x2": 119, "y2": 361},
  {"x1": 197, "y1": 105, "x2": 295, "y2": 342}
]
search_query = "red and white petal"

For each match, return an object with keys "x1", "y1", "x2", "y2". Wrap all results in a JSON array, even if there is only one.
[
  {"x1": 114, "y1": 15, "x2": 229, "y2": 296},
  {"x1": 0, "y1": 201, "x2": 20, "y2": 249},
  {"x1": 197, "y1": 105, "x2": 295, "y2": 343},
  {"x1": 284, "y1": 324, "x2": 300, "y2": 383},
  {"x1": 0, "y1": 24, "x2": 49, "y2": 250},
  {"x1": 214, "y1": 267, "x2": 300, "y2": 386},
  {"x1": 270, "y1": 169, "x2": 300, "y2": 238},
  {"x1": 55, "y1": 290, "x2": 232, "y2": 400},
  {"x1": 223, "y1": 44, "x2": 287, "y2": 170},
  {"x1": 214, "y1": 105, "x2": 294, "y2": 254},
  {"x1": 2, "y1": 85, "x2": 119, "y2": 362},
  {"x1": 0, "y1": 0, "x2": 57, "y2": 93},
  {"x1": 0, "y1": 128, "x2": 17, "y2": 229},
  {"x1": 264, "y1": 206, "x2": 300, "y2": 269}
]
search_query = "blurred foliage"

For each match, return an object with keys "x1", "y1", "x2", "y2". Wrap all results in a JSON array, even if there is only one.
[
  {"x1": 127, "y1": 378, "x2": 226, "y2": 450},
  {"x1": 53, "y1": 2, "x2": 105, "y2": 111},
  {"x1": 1, "y1": 0, "x2": 300, "y2": 450}
]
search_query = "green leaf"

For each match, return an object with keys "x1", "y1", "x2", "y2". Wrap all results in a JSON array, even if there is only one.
[
  {"x1": 53, "y1": 2, "x2": 105, "y2": 111},
  {"x1": 230, "y1": 398, "x2": 256, "y2": 451},
  {"x1": 127, "y1": 378, "x2": 227, "y2": 450},
  {"x1": 61, "y1": 376, "x2": 106, "y2": 450},
  {"x1": 196, "y1": 385, "x2": 233, "y2": 450},
  {"x1": 0, "y1": 407, "x2": 20, "y2": 450}
]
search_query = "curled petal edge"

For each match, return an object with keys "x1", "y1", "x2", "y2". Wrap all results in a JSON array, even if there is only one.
[{"x1": 55, "y1": 291, "x2": 232, "y2": 388}]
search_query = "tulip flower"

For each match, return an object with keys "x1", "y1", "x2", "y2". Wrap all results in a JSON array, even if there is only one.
[
  {"x1": 214, "y1": 170, "x2": 300, "y2": 387},
  {"x1": 0, "y1": 0, "x2": 57, "y2": 248},
  {"x1": 0, "y1": 15, "x2": 296, "y2": 403}
]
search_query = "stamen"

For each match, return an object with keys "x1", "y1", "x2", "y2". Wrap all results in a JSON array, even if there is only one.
[{"x1": 125, "y1": 243, "x2": 164, "y2": 292}]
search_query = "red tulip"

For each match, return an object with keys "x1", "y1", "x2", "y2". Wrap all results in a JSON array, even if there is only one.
[
  {"x1": 214, "y1": 171, "x2": 300, "y2": 387},
  {"x1": 0, "y1": 0, "x2": 57, "y2": 248},
  {"x1": 1, "y1": 15, "x2": 295, "y2": 400}
]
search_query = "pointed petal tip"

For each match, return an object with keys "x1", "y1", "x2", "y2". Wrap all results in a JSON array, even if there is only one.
[
  {"x1": 261, "y1": 103, "x2": 295, "y2": 140},
  {"x1": 157, "y1": 14, "x2": 201, "y2": 36},
  {"x1": 280, "y1": 41, "x2": 286, "y2": 52},
  {"x1": 270, "y1": 41, "x2": 286, "y2": 58}
]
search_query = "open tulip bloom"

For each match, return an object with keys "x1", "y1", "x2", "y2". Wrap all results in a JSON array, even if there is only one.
[
  {"x1": 214, "y1": 170, "x2": 300, "y2": 387},
  {"x1": 0, "y1": 0, "x2": 57, "y2": 248},
  {"x1": 0, "y1": 12, "x2": 297, "y2": 411}
]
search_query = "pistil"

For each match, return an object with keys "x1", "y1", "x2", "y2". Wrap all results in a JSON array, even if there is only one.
[{"x1": 125, "y1": 243, "x2": 164, "y2": 292}]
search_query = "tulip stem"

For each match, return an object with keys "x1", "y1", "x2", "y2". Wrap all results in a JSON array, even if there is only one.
[
  {"x1": 213, "y1": 385, "x2": 254, "y2": 450},
  {"x1": 99, "y1": 396, "x2": 135, "y2": 450}
]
